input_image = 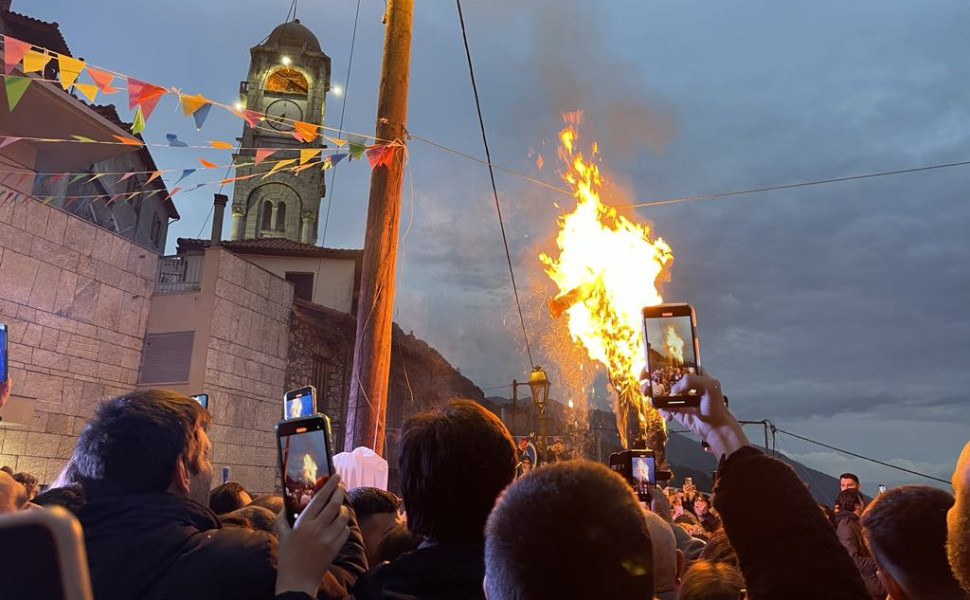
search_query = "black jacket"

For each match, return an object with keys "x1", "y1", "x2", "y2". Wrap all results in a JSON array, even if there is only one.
[
  {"x1": 714, "y1": 446, "x2": 870, "y2": 600},
  {"x1": 350, "y1": 542, "x2": 485, "y2": 600},
  {"x1": 835, "y1": 511, "x2": 884, "y2": 599},
  {"x1": 76, "y1": 492, "x2": 366, "y2": 600}
]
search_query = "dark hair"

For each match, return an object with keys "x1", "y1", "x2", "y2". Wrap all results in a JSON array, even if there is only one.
[
  {"x1": 484, "y1": 460, "x2": 654, "y2": 600},
  {"x1": 675, "y1": 512, "x2": 699, "y2": 525},
  {"x1": 694, "y1": 493, "x2": 711, "y2": 507},
  {"x1": 249, "y1": 493, "x2": 284, "y2": 515},
  {"x1": 0, "y1": 466, "x2": 13, "y2": 476},
  {"x1": 839, "y1": 473, "x2": 860, "y2": 485},
  {"x1": 698, "y1": 529, "x2": 739, "y2": 567},
  {"x1": 836, "y1": 488, "x2": 863, "y2": 513},
  {"x1": 13, "y1": 472, "x2": 38, "y2": 497},
  {"x1": 398, "y1": 398, "x2": 516, "y2": 543},
  {"x1": 73, "y1": 389, "x2": 211, "y2": 497},
  {"x1": 209, "y1": 482, "x2": 251, "y2": 515},
  {"x1": 220, "y1": 505, "x2": 278, "y2": 537},
  {"x1": 679, "y1": 559, "x2": 746, "y2": 600},
  {"x1": 375, "y1": 522, "x2": 422, "y2": 564},
  {"x1": 861, "y1": 485, "x2": 963, "y2": 594},
  {"x1": 32, "y1": 483, "x2": 86, "y2": 514},
  {"x1": 348, "y1": 487, "x2": 401, "y2": 522}
]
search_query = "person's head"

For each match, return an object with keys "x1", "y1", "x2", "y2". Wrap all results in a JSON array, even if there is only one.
[
  {"x1": 840, "y1": 472, "x2": 860, "y2": 492},
  {"x1": 836, "y1": 488, "x2": 864, "y2": 515},
  {"x1": 209, "y1": 482, "x2": 252, "y2": 515},
  {"x1": 0, "y1": 470, "x2": 27, "y2": 513},
  {"x1": 698, "y1": 529, "x2": 739, "y2": 567},
  {"x1": 399, "y1": 398, "x2": 516, "y2": 544},
  {"x1": 348, "y1": 487, "x2": 403, "y2": 565},
  {"x1": 220, "y1": 505, "x2": 278, "y2": 537},
  {"x1": 0, "y1": 466, "x2": 13, "y2": 476},
  {"x1": 249, "y1": 493, "x2": 284, "y2": 515},
  {"x1": 375, "y1": 522, "x2": 422, "y2": 564},
  {"x1": 643, "y1": 509, "x2": 683, "y2": 596},
  {"x1": 484, "y1": 460, "x2": 654, "y2": 599},
  {"x1": 678, "y1": 559, "x2": 746, "y2": 600},
  {"x1": 861, "y1": 485, "x2": 964, "y2": 600},
  {"x1": 947, "y1": 441, "x2": 970, "y2": 592},
  {"x1": 32, "y1": 483, "x2": 86, "y2": 514},
  {"x1": 73, "y1": 389, "x2": 212, "y2": 504},
  {"x1": 694, "y1": 493, "x2": 711, "y2": 516},
  {"x1": 12, "y1": 472, "x2": 38, "y2": 501}
]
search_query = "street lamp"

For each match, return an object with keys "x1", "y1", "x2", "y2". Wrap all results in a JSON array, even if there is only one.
[{"x1": 511, "y1": 366, "x2": 551, "y2": 465}]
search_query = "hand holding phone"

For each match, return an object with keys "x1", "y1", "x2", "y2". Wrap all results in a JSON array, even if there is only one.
[
  {"x1": 277, "y1": 415, "x2": 335, "y2": 527},
  {"x1": 275, "y1": 473, "x2": 351, "y2": 597},
  {"x1": 641, "y1": 304, "x2": 701, "y2": 408}
]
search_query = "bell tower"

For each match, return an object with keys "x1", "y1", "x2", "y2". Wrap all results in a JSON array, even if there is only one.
[{"x1": 229, "y1": 19, "x2": 331, "y2": 244}]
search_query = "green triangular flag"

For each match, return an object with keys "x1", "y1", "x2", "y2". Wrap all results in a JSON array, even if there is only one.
[
  {"x1": 69, "y1": 173, "x2": 87, "y2": 185},
  {"x1": 347, "y1": 134, "x2": 368, "y2": 161},
  {"x1": 4, "y1": 75, "x2": 31, "y2": 111},
  {"x1": 131, "y1": 105, "x2": 145, "y2": 135}
]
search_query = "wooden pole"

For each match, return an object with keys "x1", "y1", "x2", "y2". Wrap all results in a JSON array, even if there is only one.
[{"x1": 345, "y1": 0, "x2": 413, "y2": 455}]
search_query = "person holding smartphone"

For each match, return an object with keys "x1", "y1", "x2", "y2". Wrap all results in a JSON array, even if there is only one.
[{"x1": 641, "y1": 368, "x2": 871, "y2": 600}]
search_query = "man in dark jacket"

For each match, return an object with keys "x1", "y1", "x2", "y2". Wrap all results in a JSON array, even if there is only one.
[
  {"x1": 351, "y1": 398, "x2": 517, "y2": 599},
  {"x1": 71, "y1": 389, "x2": 366, "y2": 600},
  {"x1": 834, "y1": 489, "x2": 884, "y2": 599},
  {"x1": 642, "y1": 370, "x2": 871, "y2": 600}
]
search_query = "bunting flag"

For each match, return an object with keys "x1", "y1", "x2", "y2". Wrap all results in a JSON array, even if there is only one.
[
  {"x1": 127, "y1": 77, "x2": 166, "y2": 119},
  {"x1": 146, "y1": 170, "x2": 162, "y2": 184},
  {"x1": 330, "y1": 153, "x2": 347, "y2": 167},
  {"x1": 74, "y1": 83, "x2": 98, "y2": 102},
  {"x1": 22, "y1": 50, "x2": 51, "y2": 74},
  {"x1": 300, "y1": 148, "x2": 321, "y2": 164},
  {"x1": 113, "y1": 134, "x2": 143, "y2": 146},
  {"x1": 71, "y1": 135, "x2": 97, "y2": 142},
  {"x1": 192, "y1": 102, "x2": 212, "y2": 130},
  {"x1": 179, "y1": 93, "x2": 209, "y2": 116},
  {"x1": 320, "y1": 155, "x2": 332, "y2": 170},
  {"x1": 198, "y1": 158, "x2": 218, "y2": 168},
  {"x1": 69, "y1": 173, "x2": 87, "y2": 185},
  {"x1": 347, "y1": 135, "x2": 368, "y2": 160},
  {"x1": 173, "y1": 169, "x2": 196, "y2": 185},
  {"x1": 131, "y1": 105, "x2": 146, "y2": 134},
  {"x1": 208, "y1": 140, "x2": 233, "y2": 149},
  {"x1": 254, "y1": 148, "x2": 276, "y2": 165},
  {"x1": 293, "y1": 121, "x2": 318, "y2": 143},
  {"x1": 235, "y1": 108, "x2": 262, "y2": 128},
  {"x1": 366, "y1": 145, "x2": 395, "y2": 169},
  {"x1": 118, "y1": 172, "x2": 136, "y2": 182},
  {"x1": 87, "y1": 173, "x2": 108, "y2": 183},
  {"x1": 3, "y1": 37, "x2": 30, "y2": 74},
  {"x1": 325, "y1": 136, "x2": 347, "y2": 147},
  {"x1": 47, "y1": 173, "x2": 65, "y2": 184},
  {"x1": 263, "y1": 158, "x2": 296, "y2": 179},
  {"x1": 293, "y1": 161, "x2": 319, "y2": 173},
  {"x1": 58, "y1": 56, "x2": 85, "y2": 90},
  {"x1": 165, "y1": 186, "x2": 181, "y2": 200},
  {"x1": 0, "y1": 136, "x2": 21, "y2": 149},
  {"x1": 4, "y1": 75, "x2": 31, "y2": 111},
  {"x1": 166, "y1": 133, "x2": 188, "y2": 147},
  {"x1": 87, "y1": 68, "x2": 118, "y2": 94},
  {"x1": 220, "y1": 173, "x2": 258, "y2": 184}
]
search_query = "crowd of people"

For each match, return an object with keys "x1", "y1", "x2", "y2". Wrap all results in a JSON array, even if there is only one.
[{"x1": 0, "y1": 371, "x2": 968, "y2": 599}]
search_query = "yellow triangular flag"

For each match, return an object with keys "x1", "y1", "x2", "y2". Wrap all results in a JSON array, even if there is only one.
[
  {"x1": 58, "y1": 56, "x2": 85, "y2": 90},
  {"x1": 22, "y1": 50, "x2": 52, "y2": 74},
  {"x1": 300, "y1": 148, "x2": 321, "y2": 165},
  {"x1": 262, "y1": 158, "x2": 297, "y2": 179},
  {"x1": 74, "y1": 83, "x2": 98, "y2": 102},
  {"x1": 179, "y1": 93, "x2": 209, "y2": 116},
  {"x1": 325, "y1": 136, "x2": 347, "y2": 147}
]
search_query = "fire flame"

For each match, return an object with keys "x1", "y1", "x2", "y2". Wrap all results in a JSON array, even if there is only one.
[
  {"x1": 301, "y1": 454, "x2": 318, "y2": 484},
  {"x1": 540, "y1": 113, "x2": 673, "y2": 448},
  {"x1": 664, "y1": 325, "x2": 685, "y2": 365}
]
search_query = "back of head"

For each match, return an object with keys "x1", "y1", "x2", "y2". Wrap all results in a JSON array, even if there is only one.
[
  {"x1": 33, "y1": 483, "x2": 86, "y2": 514},
  {"x1": 209, "y1": 482, "x2": 250, "y2": 515},
  {"x1": 348, "y1": 487, "x2": 401, "y2": 522},
  {"x1": 249, "y1": 493, "x2": 284, "y2": 515},
  {"x1": 12, "y1": 472, "x2": 38, "y2": 499},
  {"x1": 643, "y1": 509, "x2": 678, "y2": 594},
  {"x1": 679, "y1": 559, "x2": 746, "y2": 600},
  {"x1": 375, "y1": 522, "x2": 422, "y2": 564},
  {"x1": 951, "y1": 441, "x2": 970, "y2": 593},
  {"x1": 862, "y1": 485, "x2": 964, "y2": 597},
  {"x1": 485, "y1": 460, "x2": 654, "y2": 600},
  {"x1": 73, "y1": 389, "x2": 210, "y2": 497},
  {"x1": 399, "y1": 398, "x2": 515, "y2": 544},
  {"x1": 698, "y1": 529, "x2": 739, "y2": 567},
  {"x1": 0, "y1": 470, "x2": 26, "y2": 513},
  {"x1": 836, "y1": 488, "x2": 863, "y2": 513},
  {"x1": 221, "y1": 505, "x2": 278, "y2": 537}
]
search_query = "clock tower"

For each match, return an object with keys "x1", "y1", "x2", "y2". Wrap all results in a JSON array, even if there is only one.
[{"x1": 229, "y1": 19, "x2": 331, "y2": 244}]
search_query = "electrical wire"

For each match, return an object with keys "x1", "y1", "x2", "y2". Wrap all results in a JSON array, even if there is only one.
[{"x1": 455, "y1": 0, "x2": 535, "y2": 368}]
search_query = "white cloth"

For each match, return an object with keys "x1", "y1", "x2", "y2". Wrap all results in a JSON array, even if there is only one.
[{"x1": 332, "y1": 446, "x2": 389, "y2": 491}]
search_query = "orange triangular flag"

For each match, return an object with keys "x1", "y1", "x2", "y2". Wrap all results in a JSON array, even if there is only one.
[
  {"x1": 219, "y1": 173, "x2": 259, "y2": 185},
  {"x1": 254, "y1": 148, "x2": 276, "y2": 165},
  {"x1": 113, "y1": 134, "x2": 143, "y2": 146},
  {"x1": 293, "y1": 162, "x2": 318, "y2": 173},
  {"x1": 74, "y1": 83, "x2": 98, "y2": 102},
  {"x1": 87, "y1": 68, "x2": 118, "y2": 93},
  {"x1": 146, "y1": 171, "x2": 162, "y2": 184},
  {"x1": 58, "y1": 56, "x2": 85, "y2": 90},
  {"x1": 198, "y1": 158, "x2": 218, "y2": 168},
  {"x1": 179, "y1": 93, "x2": 209, "y2": 116},
  {"x1": 293, "y1": 121, "x2": 318, "y2": 143},
  {"x1": 325, "y1": 136, "x2": 347, "y2": 147},
  {"x1": 262, "y1": 158, "x2": 296, "y2": 179},
  {"x1": 208, "y1": 140, "x2": 233, "y2": 149},
  {"x1": 22, "y1": 50, "x2": 51, "y2": 74},
  {"x1": 300, "y1": 148, "x2": 321, "y2": 164}
]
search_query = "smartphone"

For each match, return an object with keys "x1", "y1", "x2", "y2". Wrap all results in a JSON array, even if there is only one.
[
  {"x1": 190, "y1": 393, "x2": 209, "y2": 410},
  {"x1": 641, "y1": 303, "x2": 701, "y2": 408},
  {"x1": 610, "y1": 449, "x2": 656, "y2": 502},
  {"x1": 878, "y1": 484, "x2": 887, "y2": 494},
  {"x1": 0, "y1": 322, "x2": 8, "y2": 383},
  {"x1": 0, "y1": 506, "x2": 94, "y2": 599},
  {"x1": 284, "y1": 386, "x2": 317, "y2": 420},
  {"x1": 276, "y1": 414, "x2": 334, "y2": 526}
]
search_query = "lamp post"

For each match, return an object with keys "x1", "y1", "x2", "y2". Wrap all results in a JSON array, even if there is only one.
[{"x1": 510, "y1": 365, "x2": 552, "y2": 465}]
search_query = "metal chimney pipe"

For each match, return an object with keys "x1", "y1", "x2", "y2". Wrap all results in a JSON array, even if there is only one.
[{"x1": 211, "y1": 194, "x2": 228, "y2": 246}]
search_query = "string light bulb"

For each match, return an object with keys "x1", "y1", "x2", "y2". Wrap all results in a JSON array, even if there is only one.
[
  {"x1": 281, "y1": 56, "x2": 292, "y2": 66},
  {"x1": 233, "y1": 101, "x2": 244, "y2": 110},
  {"x1": 332, "y1": 85, "x2": 344, "y2": 97}
]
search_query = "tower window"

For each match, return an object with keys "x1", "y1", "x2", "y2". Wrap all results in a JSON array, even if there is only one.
[
  {"x1": 286, "y1": 272, "x2": 314, "y2": 302},
  {"x1": 261, "y1": 200, "x2": 273, "y2": 230},
  {"x1": 266, "y1": 67, "x2": 309, "y2": 95},
  {"x1": 276, "y1": 202, "x2": 287, "y2": 231}
]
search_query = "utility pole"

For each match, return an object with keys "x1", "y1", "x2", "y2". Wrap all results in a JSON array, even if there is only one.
[{"x1": 345, "y1": 0, "x2": 413, "y2": 455}]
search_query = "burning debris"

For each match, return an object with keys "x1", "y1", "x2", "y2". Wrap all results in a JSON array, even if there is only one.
[{"x1": 540, "y1": 112, "x2": 674, "y2": 464}]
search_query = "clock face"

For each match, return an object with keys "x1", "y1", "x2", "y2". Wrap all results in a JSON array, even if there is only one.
[{"x1": 265, "y1": 98, "x2": 303, "y2": 131}]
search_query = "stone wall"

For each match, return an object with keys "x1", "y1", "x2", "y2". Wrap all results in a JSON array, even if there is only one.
[
  {"x1": 203, "y1": 249, "x2": 293, "y2": 494},
  {"x1": 0, "y1": 198, "x2": 157, "y2": 482}
]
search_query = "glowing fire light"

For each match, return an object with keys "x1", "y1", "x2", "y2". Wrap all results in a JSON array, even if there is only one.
[
  {"x1": 540, "y1": 112, "x2": 673, "y2": 448},
  {"x1": 664, "y1": 325, "x2": 684, "y2": 365},
  {"x1": 301, "y1": 454, "x2": 318, "y2": 484}
]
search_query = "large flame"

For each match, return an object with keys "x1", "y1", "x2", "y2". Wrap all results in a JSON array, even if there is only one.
[
  {"x1": 664, "y1": 325, "x2": 685, "y2": 365},
  {"x1": 540, "y1": 113, "x2": 673, "y2": 449},
  {"x1": 301, "y1": 454, "x2": 318, "y2": 484}
]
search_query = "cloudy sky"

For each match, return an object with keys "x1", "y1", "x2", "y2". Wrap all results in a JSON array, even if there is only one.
[{"x1": 32, "y1": 0, "x2": 970, "y2": 495}]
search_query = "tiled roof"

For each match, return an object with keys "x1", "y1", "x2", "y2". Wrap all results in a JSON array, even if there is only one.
[
  {"x1": 2, "y1": 10, "x2": 71, "y2": 57},
  {"x1": 177, "y1": 237, "x2": 362, "y2": 260}
]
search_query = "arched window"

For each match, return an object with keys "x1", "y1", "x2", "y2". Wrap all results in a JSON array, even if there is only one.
[
  {"x1": 265, "y1": 67, "x2": 309, "y2": 95},
  {"x1": 261, "y1": 200, "x2": 273, "y2": 230},
  {"x1": 276, "y1": 202, "x2": 287, "y2": 231}
]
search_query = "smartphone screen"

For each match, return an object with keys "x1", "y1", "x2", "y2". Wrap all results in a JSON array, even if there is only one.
[
  {"x1": 0, "y1": 322, "x2": 8, "y2": 382},
  {"x1": 632, "y1": 455, "x2": 656, "y2": 494},
  {"x1": 277, "y1": 417, "x2": 332, "y2": 526},
  {"x1": 191, "y1": 393, "x2": 208, "y2": 410},
  {"x1": 642, "y1": 304, "x2": 700, "y2": 407},
  {"x1": 284, "y1": 386, "x2": 316, "y2": 419}
]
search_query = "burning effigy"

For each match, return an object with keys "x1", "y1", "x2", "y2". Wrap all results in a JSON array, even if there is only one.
[{"x1": 540, "y1": 112, "x2": 674, "y2": 467}]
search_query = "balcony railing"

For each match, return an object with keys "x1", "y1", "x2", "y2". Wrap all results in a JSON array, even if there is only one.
[{"x1": 155, "y1": 254, "x2": 204, "y2": 293}]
